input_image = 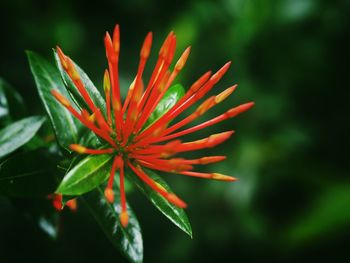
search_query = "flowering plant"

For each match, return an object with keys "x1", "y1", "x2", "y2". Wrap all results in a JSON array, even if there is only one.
[{"x1": 0, "y1": 24, "x2": 255, "y2": 262}]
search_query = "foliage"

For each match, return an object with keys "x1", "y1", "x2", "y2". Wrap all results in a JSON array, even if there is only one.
[
  {"x1": 0, "y1": 0, "x2": 348, "y2": 262},
  {"x1": 0, "y1": 50, "x2": 193, "y2": 262}
]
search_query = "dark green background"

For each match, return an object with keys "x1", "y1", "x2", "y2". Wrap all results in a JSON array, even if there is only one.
[{"x1": 1, "y1": 0, "x2": 349, "y2": 262}]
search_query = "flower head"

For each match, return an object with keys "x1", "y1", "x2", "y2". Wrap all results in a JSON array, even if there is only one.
[{"x1": 52, "y1": 24, "x2": 254, "y2": 227}]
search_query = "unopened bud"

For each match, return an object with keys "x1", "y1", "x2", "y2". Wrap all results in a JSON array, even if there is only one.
[
  {"x1": 211, "y1": 173, "x2": 237, "y2": 182},
  {"x1": 167, "y1": 193, "x2": 187, "y2": 208},
  {"x1": 119, "y1": 211, "x2": 129, "y2": 227},
  {"x1": 215, "y1": 85, "x2": 236, "y2": 104},
  {"x1": 70, "y1": 144, "x2": 86, "y2": 154},
  {"x1": 207, "y1": 131, "x2": 234, "y2": 147},
  {"x1": 227, "y1": 102, "x2": 255, "y2": 118},
  {"x1": 66, "y1": 59, "x2": 80, "y2": 81},
  {"x1": 66, "y1": 199, "x2": 77, "y2": 212},
  {"x1": 159, "y1": 31, "x2": 174, "y2": 57},
  {"x1": 56, "y1": 46, "x2": 68, "y2": 70},
  {"x1": 199, "y1": 156, "x2": 226, "y2": 164},
  {"x1": 104, "y1": 188, "x2": 114, "y2": 203},
  {"x1": 175, "y1": 46, "x2": 191, "y2": 71},
  {"x1": 140, "y1": 32, "x2": 152, "y2": 59},
  {"x1": 210, "y1": 61, "x2": 231, "y2": 83},
  {"x1": 103, "y1": 70, "x2": 111, "y2": 92},
  {"x1": 113, "y1": 24, "x2": 120, "y2": 54},
  {"x1": 51, "y1": 90, "x2": 71, "y2": 108}
]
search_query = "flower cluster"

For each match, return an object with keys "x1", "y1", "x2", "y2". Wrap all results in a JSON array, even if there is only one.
[{"x1": 52, "y1": 24, "x2": 254, "y2": 227}]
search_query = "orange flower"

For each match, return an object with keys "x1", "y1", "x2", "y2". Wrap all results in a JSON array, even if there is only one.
[
  {"x1": 48, "y1": 194, "x2": 77, "y2": 212},
  {"x1": 52, "y1": 24, "x2": 254, "y2": 227}
]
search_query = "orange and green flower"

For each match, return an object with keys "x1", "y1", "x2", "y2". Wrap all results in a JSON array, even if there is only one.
[{"x1": 51, "y1": 24, "x2": 253, "y2": 228}]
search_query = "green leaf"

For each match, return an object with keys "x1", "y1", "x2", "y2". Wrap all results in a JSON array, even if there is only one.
[
  {"x1": 0, "y1": 81, "x2": 9, "y2": 121},
  {"x1": 0, "y1": 149, "x2": 58, "y2": 197},
  {"x1": 82, "y1": 185, "x2": 143, "y2": 263},
  {"x1": 0, "y1": 116, "x2": 45, "y2": 159},
  {"x1": 0, "y1": 78, "x2": 26, "y2": 124},
  {"x1": 128, "y1": 168, "x2": 192, "y2": 238},
  {"x1": 145, "y1": 84, "x2": 185, "y2": 127},
  {"x1": 56, "y1": 154, "x2": 113, "y2": 195},
  {"x1": 53, "y1": 50, "x2": 106, "y2": 115},
  {"x1": 79, "y1": 129, "x2": 102, "y2": 148},
  {"x1": 27, "y1": 51, "x2": 82, "y2": 151}
]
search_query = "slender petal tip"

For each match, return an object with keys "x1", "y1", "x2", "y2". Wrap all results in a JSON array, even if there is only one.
[
  {"x1": 211, "y1": 173, "x2": 237, "y2": 182},
  {"x1": 189, "y1": 71, "x2": 212, "y2": 94},
  {"x1": 56, "y1": 46, "x2": 68, "y2": 70},
  {"x1": 51, "y1": 90, "x2": 71, "y2": 108},
  {"x1": 113, "y1": 24, "x2": 120, "y2": 53},
  {"x1": 103, "y1": 70, "x2": 110, "y2": 92},
  {"x1": 199, "y1": 156, "x2": 226, "y2": 164},
  {"x1": 159, "y1": 31, "x2": 174, "y2": 57},
  {"x1": 228, "y1": 102, "x2": 255, "y2": 117},
  {"x1": 104, "y1": 188, "x2": 115, "y2": 203},
  {"x1": 65, "y1": 58, "x2": 80, "y2": 81},
  {"x1": 165, "y1": 35, "x2": 177, "y2": 64},
  {"x1": 215, "y1": 85, "x2": 237, "y2": 104},
  {"x1": 207, "y1": 131, "x2": 235, "y2": 147},
  {"x1": 66, "y1": 199, "x2": 78, "y2": 212},
  {"x1": 175, "y1": 46, "x2": 191, "y2": 71},
  {"x1": 104, "y1": 32, "x2": 117, "y2": 62},
  {"x1": 140, "y1": 32, "x2": 153, "y2": 58},
  {"x1": 167, "y1": 193, "x2": 187, "y2": 208},
  {"x1": 119, "y1": 211, "x2": 129, "y2": 227},
  {"x1": 70, "y1": 144, "x2": 86, "y2": 154},
  {"x1": 247, "y1": 101, "x2": 255, "y2": 108},
  {"x1": 211, "y1": 61, "x2": 231, "y2": 83}
]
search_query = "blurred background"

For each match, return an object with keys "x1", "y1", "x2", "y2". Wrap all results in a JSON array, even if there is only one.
[{"x1": 1, "y1": 0, "x2": 349, "y2": 262}]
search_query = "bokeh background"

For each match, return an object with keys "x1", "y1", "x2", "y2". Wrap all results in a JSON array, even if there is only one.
[{"x1": 1, "y1": 0, "x2": 349, "y2": 262}]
